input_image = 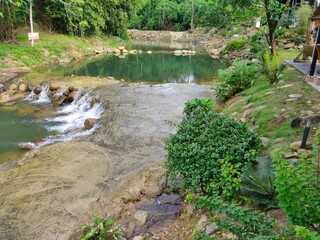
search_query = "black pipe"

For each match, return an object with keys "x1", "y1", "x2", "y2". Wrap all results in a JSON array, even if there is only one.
[{"x1": 301, "y1": 119, "x2": 311, "y2": 149}]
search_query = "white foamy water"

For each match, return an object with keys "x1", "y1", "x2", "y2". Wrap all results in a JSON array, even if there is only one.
[
  {"x1": 21, "y1": 85, "x2": 103, "y2": 148},
  {"x1": 24, "y1": 85, "x2": 51, "y2": 104}
]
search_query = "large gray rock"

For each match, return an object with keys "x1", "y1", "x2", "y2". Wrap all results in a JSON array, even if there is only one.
[{"x1": 206, "y1": 223, "x2": 219, "y2": 235}]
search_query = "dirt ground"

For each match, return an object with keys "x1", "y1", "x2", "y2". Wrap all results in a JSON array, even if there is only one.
[{"x1": 0, "y1": 79, "x2": 212, "y2": 239}]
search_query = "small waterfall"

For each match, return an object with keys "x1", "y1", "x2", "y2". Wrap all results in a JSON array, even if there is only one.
[
  {"x1": 24, "y1": 85, "x2": 51, "y2": 104},
  {"x1": 22, "y1": 85, "x2": 103, "y2": 149}
]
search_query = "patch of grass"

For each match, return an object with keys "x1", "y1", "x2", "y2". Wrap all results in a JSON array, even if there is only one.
[
  {"x1": 222, "y1": 64, "x2": 320, "y2": 150},
  {"x1": 277, "y1": 49, "x2": 299, "y2": 62}
]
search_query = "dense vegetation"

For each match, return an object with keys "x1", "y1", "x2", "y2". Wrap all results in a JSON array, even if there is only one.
[{"x1": 0, "y1": 0, "x2": 142, "y2": 41}]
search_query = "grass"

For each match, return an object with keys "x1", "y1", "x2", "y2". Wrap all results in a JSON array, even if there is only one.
[
  {"x1": 221, "y1": 61, "x2": 320, "y2": 152},
  {"x1": 0, "y1": 32, "x2": 125, "y2": 68}
]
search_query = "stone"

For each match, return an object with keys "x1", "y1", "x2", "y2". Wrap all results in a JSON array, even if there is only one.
[
  {"x1": 205, "y1": 223, "x2": 219, "y2": 235},
  {"x1": 113, "y1": 48, "x2": 121, "y2": 54},
  {"x1": 84, "y1": 118, "x2": 97, "y2": 130},
  {"x1": 283, "y1": 43, "x2": 295, "y2": 49},
  {"x1": 277, "y1": 84, "x2": 293, "y2": 89},
  {"x1": 33, "y1": 87, "x2": 42, "y2": 94},
  {"x1": 297, "y1": 148, "x2": 308, "y2": 158},
  {"x1": 122, "y1": 49, "x2": 128, "y2": 54},
  {"x1": 174, "y1": 50, "x2": 182, "y2": 55},
  {"x1": 138, "y1": 50, "x2": 143, "y2": 54},
  {"x1": 50, "y1": 84, "x2": 60, "y2": 91},
  {"x1": 51, "y1": 95, "x2": 66, "y2": 107},
  {"x1": 132, "y1": 236, "x2": 146, "y2": 240},
  {"x1": 65, "y1": 91, "x2": 77, "y2": 103},
  {"x1": 9, "y1": 84, "x2": 17, "y2": 91},
  {"x1": 290, "y1": 141, "x2": 301, "y2": 151},
  {"x1": 210, "y1": 49, "x2": 220, "y2": 55},
  {"x1": 260, "y1": 137, "x2": 270, "y2": 147},
  {"x1": 134, "y1": 210, "x2": 150, "y2": 224},
  {"x1": 126, "y1": 221, "x2": 136, "y2": 238},
  {"x1": 284, "y1": 152, "x2": 297, "y2": 159},
  {"x1": 68, "y1": 86, "x2": 78, "y2": 92},
  {"x1": 186, "y1": 204, "x2": 195, "y2": 217},
  {"x1": 0, "y1": 91, "x2": 26, "y2": 104},
  {"x1": 243, "y1": 103, "x2": 253, "y2": 110},
  {"x1": 129, "y1": 50, "x2": 138, "y2": 54},
  {"x1": 90, "y1": 96, "x2": 100, "y2": 108},
  {"x1": 288, "y1": 94, "x2": 303, "y2": 98},
  {"x1": 147, "y1": 51, "x2": 152, "y2": 54},
  {"x1": 194, "y1": 214, "x2": 208, "y2": 232},
  {"x1": 18, "y1": 84, "x2": 28, "y2": 92},
  {"x1": 118, "y1": 46, "x2": 125, "y2": 51},
  {"x1": 41, "y1": 48, "x2": 50, "y2": 57}
]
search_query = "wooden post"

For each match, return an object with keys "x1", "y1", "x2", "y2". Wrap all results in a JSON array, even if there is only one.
[
  {"x1": 30, "y1": 2, "x2": 34, "y2": 47},
  {"x1": 309, "y1": 27, "x2": 320, "y2": 76}
]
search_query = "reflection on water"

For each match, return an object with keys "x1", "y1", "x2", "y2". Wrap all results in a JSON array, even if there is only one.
[{"x1": 64, "y1": 46, "x2": 227, "y2": 84}]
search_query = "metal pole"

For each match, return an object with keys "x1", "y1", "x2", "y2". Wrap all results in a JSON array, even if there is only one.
[
  {"x1": 301, "y1": 119, "x2": 311, "y2": 149},
  {"x1": 309, "y1": 27, "x2": 320, "y2": 76},
  {"x1": 30, "y1": 2, "x2": 34, "y2": 47}
]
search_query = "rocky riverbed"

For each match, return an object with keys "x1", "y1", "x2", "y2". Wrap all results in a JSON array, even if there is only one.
[{"x1": 0, "y1": 75, "x2": 212, "y2": 239}]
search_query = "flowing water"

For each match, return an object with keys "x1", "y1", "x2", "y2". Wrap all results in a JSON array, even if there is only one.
[{"x1": 0, "y1": 44, "x2": 226, "y2": 164}]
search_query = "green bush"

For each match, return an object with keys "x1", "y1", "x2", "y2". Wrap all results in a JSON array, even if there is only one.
[
  {"x1": 292, "y1": 36, "x2": 304, "y2": 45},
  {"x1": 260, "y1": 51, "x2": 286, "y2": 84},
  {"x1": 296, "y1": 6, "x2": 313, "y2": 35},
  {"x1": 225, "y1": 38, "x2": 249, "y2": 53},
  {"x1": 215, "y1": 60, "x2": 258, "y2": 102},
  {"x1": 273, "y1": 133, "x2": 320, "y2": 230},
  {"x1": 165, "y1": 99, "x2": 260, "y2": 196},
  {"x1": 249, "y1": 32, "x2": 269, "y2": 57}
]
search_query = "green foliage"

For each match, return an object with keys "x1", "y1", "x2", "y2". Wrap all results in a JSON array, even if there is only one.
[
  {"x1": 215, "y1": 61, "x2": 258, "y2": 102},
  {"x1": 192, "y1": 231, "x2": 216, "y2": 240},
  {"x1": 292, "y1": 36, "x2": 304, "y2": 45},
  {"x1": 189, "y1": 194, "x2": 277, "y2": 239},
  {"x1": 249, "y1": 32, "x2": 269, "y2": 58},
  {"x1": 165, "y1": 99, "x2": 260, "y2": 196},
  {"x1": 273, "y1": 132, "x2": 320, "y2": 230},
  {"x1": 225, "y1": 38, "x2": 249, "y2": 53},
  {"x1": 294, "y1": 226, "x2": 320, "y2": 240},
  {"x1": 240, "y1": 157, "x2": 277, "y2": 209},
  {"x1": 260, "y1": 51, "x2": 286, "y2": 84},
  {"x1": 80, "y1": 214, "x2": 124, "y2": 240},
  {"x1": 296, "y1": 6, "x2": 312, "y2": 35},
  {"x1": 183, "y1": 98, "x2": 213, "y2": 117}
]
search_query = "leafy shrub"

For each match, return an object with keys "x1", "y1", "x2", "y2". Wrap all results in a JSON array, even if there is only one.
[
  {"x1": 165, "y1": 99, "x2": 260, "y2": 196},
  {"x1": 296, "y1": 6, "x2": 313, "y2": 35},
  {"x1": 215, "y1": 60, "x2": 258, "y2": 102},
  {"x1": 260, "y1": 51, "x2": 286, "y2": 84},
  {"x1": 273, "y1": 138, "x2": 320, "y2": 230},
  {"x1": 292, "y1": 36, "x2": 304, "y2": 45},
  {"x1": 225, "y1": 38, "x2": 249, "y2": 53},
  {"x1": 240, "y1": 157, "x2": 277, "y2": 210},
  {"x1": 80, "y1": 214, "x2": 124, "y2": 240},
  {"x1": 249, "y1": 32, "x2": 269, "y2": 57},
  {"x1": 184, "y1": 98, "x2": 213, "y2": 117}
]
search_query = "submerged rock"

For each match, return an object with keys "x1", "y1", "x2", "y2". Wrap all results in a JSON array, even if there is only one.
[{"x1": 84, "y1": 118, "x2": 97, "y2": 130}]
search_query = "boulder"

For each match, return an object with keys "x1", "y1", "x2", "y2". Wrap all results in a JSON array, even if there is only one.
[
  {"x1": 122, "y1": 49, "x2": 128, "y2": 54},
  {"x1": 113, "y1": 48, "x2": 121, "y2": 54},
  {"x1": 297, "y1": 148, "x2": 308, "y2": 158},
  {"x1": 51, "y1": 95, "x2": 66, "y2": 107},
  {"x1": 147, "y1": 51, "x2": 152, "y2": 54},
  {"x1": 50, "y1": 84, "x2": 60, "y2": 91},
  {"x1": 206, "y1": 223, "x2": 219, "y2": 235},
  {"x1": 194, "y1": 214, "x2": 208, "y2": 232},
  {"x1": 84, "y1": 118, "x2": 97, "y2": 130},
  {"x1": 118, "y1": 46, "x2": 125, "y2": 51},
  {"x1": 9, "y1": 84, "x2": 17, "y2": 91},
  {"x1": 33, "y1": 87, "x2": 42, "y2": 95},
  {"x1": 132, "y1": 236, "x2": 146, "y2": 240},
  {"x1": 134, "y1": 210, "x2": 150, "y2": 224},
  {"x1": 18, "y1": 84, "x2": 28, "y2": 92},
  {"x1": 0, "y1": 91, "x2": 26, "y2": 104},
  {"x1": 65, "y1": 91, "x2": 77, "y2": 103},
  {"x1": 283, "y1": 43, "x2": 295, "y2": 49},
  {"x1": 68, "y1": 86, "x2": 78, "y2": 92},
  {"x1": 290, "y1": 141, "x2": 312, "y2": 151},
  {"x1": 174, "y1": 50, "x2": 182, "y2": 55}
]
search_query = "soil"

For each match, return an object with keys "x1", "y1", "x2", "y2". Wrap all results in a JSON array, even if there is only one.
[{"x1": 0, "y1": 79, "x2": 212, "y2": 239}]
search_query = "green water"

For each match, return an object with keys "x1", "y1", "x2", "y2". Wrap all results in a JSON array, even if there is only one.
[
  {"x1": 0, "y1": 103, "x2": 53, "y2": 163},
  {"x1": 66, "y1": 49, "x2": 227, "y2": 83}
]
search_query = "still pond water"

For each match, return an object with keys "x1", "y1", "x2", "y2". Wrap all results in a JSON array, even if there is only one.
[{"x1": 0, "y1": 44, "x2": 227, "y2": 163}]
